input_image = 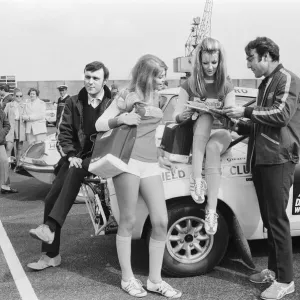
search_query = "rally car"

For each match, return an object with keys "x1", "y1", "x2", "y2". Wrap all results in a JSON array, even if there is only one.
[{"x1": 18, "y1": 87, "x2": 300, "y2": 276}]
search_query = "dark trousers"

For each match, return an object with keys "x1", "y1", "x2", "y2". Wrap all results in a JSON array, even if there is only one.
[
  {"x1": 252, "y1": 161, "x2": 295, "y2": 283},
  {"x1": 41, "y1": 157, "x2": 90, "y2": 254}
]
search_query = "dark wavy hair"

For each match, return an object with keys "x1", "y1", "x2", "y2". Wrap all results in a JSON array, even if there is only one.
[
  {"x1": 28, "y1": 87, "x2": 40, "y2": 97},
  {"x1": 84, "y1": 61, "x2": 109, "y2": 80},
  {"x1": 245, "y1": 37, "x2": 280, "y2": 62}
]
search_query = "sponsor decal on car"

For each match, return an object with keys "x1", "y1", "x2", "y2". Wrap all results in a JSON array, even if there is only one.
[
  {"x1": 226, "y1": 157, "x2": 246, "y2": 162},
  {"x1": 161, "y1": 169, "x2": 186, "y2": 182},
  {"x1": 292, "y1": 195, "x2": 300, "y2": 215},
  {"x1": 222, "y1": 163, "x2": 252, "y2": 179}
]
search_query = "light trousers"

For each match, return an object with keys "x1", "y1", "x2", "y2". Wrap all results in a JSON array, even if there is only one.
[{"x1": 0, "y1": 145, "x2": 9, "y2": 186}]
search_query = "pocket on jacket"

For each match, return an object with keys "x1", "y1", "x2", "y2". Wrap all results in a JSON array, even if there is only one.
[{"x1": 261, "y1": 133, "x2": 279, "y2": 145}]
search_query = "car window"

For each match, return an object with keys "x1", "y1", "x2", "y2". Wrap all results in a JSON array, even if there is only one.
[
  {"x1": 159, "y1": 95, "x2": 168, "y2": 109},
  {"x1": 46, "y1": 103, "x2": 55, "y2": 110},
  {"x1": 162, "y1": 95, "x2": 178, "y2": 123}
]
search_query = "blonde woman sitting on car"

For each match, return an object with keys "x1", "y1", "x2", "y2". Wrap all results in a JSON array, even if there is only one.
[{"x1": 173, "y1": 37, "x2": 235, "y2": 235}]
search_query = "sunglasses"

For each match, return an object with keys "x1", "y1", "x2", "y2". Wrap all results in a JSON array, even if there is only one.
[{"x1": 15, "y1": 95, "x2": 23, "y2": 98}]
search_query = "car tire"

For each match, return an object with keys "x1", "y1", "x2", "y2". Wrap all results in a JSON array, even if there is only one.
[
  {"x1": 152, "y1": 200, "x2": 229, "y2": 277},
  {"x1": 46, "y1": 121, "x2": 49, "y2": 127}
]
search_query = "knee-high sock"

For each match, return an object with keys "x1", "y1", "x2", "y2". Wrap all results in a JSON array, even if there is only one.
[
  {"x1": 192, "y1": 134, "x2": 210, "y2": 179},
  {"x1": 149, "y1": 237, "x2": 166, "y2": 283},
  {"x1": 205, "y1": 167, "x2": 221, "y2": 211},
  {"x1": 116, "y1": 234, "x2": 134, "y2": 281}
]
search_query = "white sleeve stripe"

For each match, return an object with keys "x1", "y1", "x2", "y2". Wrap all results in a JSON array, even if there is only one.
[{"x1": 253, "y1": 69, "x2": 291, "y2": 116}]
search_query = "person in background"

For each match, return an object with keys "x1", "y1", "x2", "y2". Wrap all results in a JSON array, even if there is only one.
[
  {"x1": 0, "y1": 84, "x2": 13, "y2": 110},
  {"x1": 22, "y1": 88, "x2": 47, "y2": 145},
  {"x1": 4, "y1": 88, "x2": 26, "y2": 170},
  {"x1": 110, "y1": 83, "x2": 119, "y2": 100},
  {"x1": 225, "y1": 36, "x2": 300, "y2": 300},
  {"x1": 96, "y1": 54, "x2": 182, "y2": 298},
  {"x1": 173, "y1": 37, "x2": 235, "y2": 235},
  {"x1": 27, "y1": 61, "x2": 112, "y2": 271},
  {"x1": 0, "y1": 107, "x2": 18, "y2": 194},
  {"x1": 56, "y1": 85, "x2": 70, "y2": 127}
]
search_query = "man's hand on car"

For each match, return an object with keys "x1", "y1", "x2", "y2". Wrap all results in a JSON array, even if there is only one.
[{"x1": 69, "y1": 157, "x2": 82, "y2": 168}]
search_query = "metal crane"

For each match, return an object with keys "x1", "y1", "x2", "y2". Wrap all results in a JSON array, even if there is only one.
[{"x1": 173, "y1": 0, "x2": 213, "y2": 74}]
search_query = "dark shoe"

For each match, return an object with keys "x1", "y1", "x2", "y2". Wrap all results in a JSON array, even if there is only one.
[
  {"x1": 27, "y1": 254, "x2": 61, "y2": 271},
  {"x1": 1, "y1": 187, "x2": 19, "y2": 194},
  {"x1": 29, "y1": 224, "x2": 55, "y2": 244},
  {"x1": 14, "y1": 166, "x2": 22, "y2": 173},
  {"x1": 249, "y1": 269, "x2": 276, "y2": 284},
  {"x1": 105, "y1": 215, "x2": 118, "y2": 234}
]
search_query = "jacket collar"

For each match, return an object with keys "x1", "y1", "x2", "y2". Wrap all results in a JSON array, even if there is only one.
[
  {"x1": 77, "y1": 85, "x2": 111, "y2": 104},
  {"x1": 261, "y1": 63, "x2": 283, "y2": 85}
]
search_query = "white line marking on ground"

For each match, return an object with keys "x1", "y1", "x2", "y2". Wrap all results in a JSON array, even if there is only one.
[{"x1": 0, "y1": 220, "x2": 39, "y2": 300}]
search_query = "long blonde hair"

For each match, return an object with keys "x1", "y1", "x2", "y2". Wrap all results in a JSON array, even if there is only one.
[
  {"x1": 129, "y1": 54, "x2": 167, "y2": 102},
  {"x1": 189, "y1": 37, "x2": 227, "y2": 98}
]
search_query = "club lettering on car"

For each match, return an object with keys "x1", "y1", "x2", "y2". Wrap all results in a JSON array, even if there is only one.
[
  {"x1": 18, "y1": 86, "x2": 300, "y2": 276},
  {"x1": 161, "y1": 169, "x2": 186, "y2": 182},
  {"x1": 229, "y1": 164, "x2": 250, "y2": 176}
]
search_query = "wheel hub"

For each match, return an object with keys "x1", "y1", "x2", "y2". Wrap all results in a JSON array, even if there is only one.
[
  {"x1": 184, "y1": 234, "x2": 193, "y2": 243},
  {"x1": 166, "y1": 216, "x2": 214, "y2": 264}
]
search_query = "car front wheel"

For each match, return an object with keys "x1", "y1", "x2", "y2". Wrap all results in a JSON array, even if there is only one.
[{"x1": 162, "y1": 200, "x2": 229, "y2": 277}]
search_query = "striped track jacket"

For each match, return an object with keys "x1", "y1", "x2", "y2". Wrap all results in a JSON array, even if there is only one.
[{"x1": 237, "y1": 64, "x2": 300, "y2": 171}]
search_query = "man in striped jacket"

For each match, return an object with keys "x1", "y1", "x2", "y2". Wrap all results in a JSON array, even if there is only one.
[{"x1": 225, "y1": 37, "x2": 300, "y2": 300}]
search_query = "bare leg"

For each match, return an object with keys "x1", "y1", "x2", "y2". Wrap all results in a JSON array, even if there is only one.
[
  {"x1": 141, "y1": 175, "x2": 182, "y2": 297},
  {"x1": 204, "y1": 129, "x2": 231, "y2": 235},
  {"x1": 205, "y1": 130, "x2": 231, "y2": 210},
  {"x1": 192, "y1": 114, "x2": 214, "y2": 178},
  {"x1": 113, "y1": 173, "x2": 140, "y2": 281},
  {"x1": 140, "y1": 175, "x2": 168, "y2": 284}
]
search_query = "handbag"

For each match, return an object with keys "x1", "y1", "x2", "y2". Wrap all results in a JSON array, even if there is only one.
[
  {"x1": 88, "y1": 125, "x2": 137, "y2": 178},
  {"x1": 160, "y1": 119, "x2": 194, "y2": 163}
]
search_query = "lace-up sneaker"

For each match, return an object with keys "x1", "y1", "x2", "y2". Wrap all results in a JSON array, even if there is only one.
[
  {"x1": 250, "y1": 269, "x2": 276, "y2": 284},
  {"x1": 121, "y1": 277, "x2": 147, "y2": 297},
  {"x1": 260, "y1": 280, "x2": 295, "y2": 300},
  {"x1": 195, "y1": 177, "x2": 207, "y2": 203},
  {"x1": 147, "y1": 279, "x2": 182, "y2": 298},
  {"x1": 204, "y1": 210, "x2": 218, "y2": 235},
  {"x1": 27, "y1": 254, "x2": 61, "y2": 271},
  {"x1": 190, "y1": 175, "x2": 205, "y2": 204},
  {"x1": 29, "y1": 224, "x2": 54, "y2": 244}
]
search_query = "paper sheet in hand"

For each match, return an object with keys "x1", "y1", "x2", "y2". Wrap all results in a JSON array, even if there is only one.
[{"x1": 185, "y1": 102, "x2": 229, "y2": 119}]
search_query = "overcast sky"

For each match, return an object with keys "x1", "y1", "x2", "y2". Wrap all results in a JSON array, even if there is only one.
[{"x1": 1, "y1": 0, "x2": 299, "y2": 81}]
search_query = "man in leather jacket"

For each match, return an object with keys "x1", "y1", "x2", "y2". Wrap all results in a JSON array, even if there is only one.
[
  {"x1": 28, "y1": 61, "x2": 112, "y2": 271},
  {"x1": 225, "y1": 37, "x2": 300, "y2": 300}
]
